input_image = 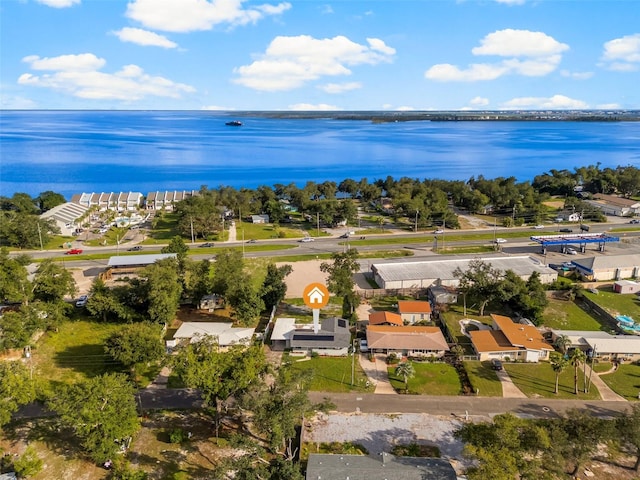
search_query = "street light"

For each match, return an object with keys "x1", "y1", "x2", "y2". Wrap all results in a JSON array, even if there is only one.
[{"x1": 415, "y1": 210, "x2": 419, "y2": 233}]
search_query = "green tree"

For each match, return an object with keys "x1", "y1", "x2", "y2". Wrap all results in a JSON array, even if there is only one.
[
  {"x1": 549, "y1": 351, "x2": 568, "y2": 395},
  {"x1": 228, "y1": 283, "x2": 264, "y2": 326},
  {"x1": 48, "y1": 373, "x2": 139, "y2": 463},
  {"x1": 561, "y1": 408, "x2": 614, "y2": 476},
  {"x1": 260, "y1": 263, "x2": 293, "y2": 312},
  {"x1": 172, "y1": 338, "x2": 267, "y2": 439},
  {"x1": 104, "y1": 323, "x2": 165, "y2": 369},
  {"x1": 0, "y1": 249, "x2": 32, "y2": 305},
  {"x1": 86, "y1": 278, "x2": 133, "y2": 323},
  {"x1": 32, "y1": 259, "x2": 76, "y2": 303},
  {"x1": 0, "y1": 361, "x2": 36, "y2": 429},
  {"x1": 161, "y1": 235, "x2": 189, "y2": 262},
  {"x1": 394, "y1": 361, "x2": 415, "y2": 393},
  {"x1": 453, "y1": 259, "x2": 502, "y2": 316},
  {"x1": 212, "y1": 249, "x2": 245, "y2": 297},
  {"x1": 141, "y1": 259, "x2": 182, "y2": 325},
  {"x1": 553, "y1": 334, "x2": 571, "y2": 354},
  {"x1": 36, "y1": 190, "x2": 66, "y2": 212},
  {"x1": 241, "y1": 366, "x2": 312, "y2": 455},
  {"x1": 617, "y1": 403, "x2": 640, "y2": 472},
  {"x1": 320, "y1": 249, "x2": 360, "y2": 321}
]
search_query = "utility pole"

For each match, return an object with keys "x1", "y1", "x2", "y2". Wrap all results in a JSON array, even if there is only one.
[
  {"x1": 242, "y1": 229, "x2": 245, "y2": 258},
  {"x1": 442, "y1": 218, "x2": 445, "y2": 252},
  {"x1": 190, "y1": 216, "x2": 195, "y2": 244},
  {"x1": 36, "y1": 222, "x2": 43, "y2": 251},
  {"x1": 351, "y1": 339, "x2": 356, "y2": 386},
  {"x1": 316, "y1": 212, "x2": 320, "y2": 237},
  {"x1": 414, "y1": 210, "x2": 419, "y2": 233}
]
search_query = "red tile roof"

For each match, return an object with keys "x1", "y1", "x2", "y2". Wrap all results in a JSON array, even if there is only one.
[
  {"x1": 368, "y1": 311, "x2": 403, "y2": 326},
  {"x1": 397, "y1": 300, "x2": 432, "y2": 314},
  {"x1": 366, "y1": 325, "x2": 448, "y2": 351}
]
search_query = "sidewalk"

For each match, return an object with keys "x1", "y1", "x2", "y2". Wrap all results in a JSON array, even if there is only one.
[
  {"x1": 359, "y1": 353, "x2": 396, "y2": 394},
  {"x1": 581, "y1": 363, "x2": 627, "y2": 402},
  {"x1": 495, "y1": 369, "x2": 527, "y2": 398}
]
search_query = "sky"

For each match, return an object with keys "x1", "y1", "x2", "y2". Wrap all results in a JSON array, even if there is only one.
[{"x1": 1, "y1": 0, "x2": 639, "y2": 111}]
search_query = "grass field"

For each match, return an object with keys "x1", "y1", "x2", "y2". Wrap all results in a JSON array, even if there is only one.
[
  {"x1": 541, "y1": 297, "x2": 606, "y2": 331},
  {"x1": 32, "y1": 319, "x2": 125, "y2": 389},
  {"x1": 464, "y1": 361, "x2": 503, "y2": 397},
  {"x1": 287, "y1": 355, "x2": 374, "y2": 393},
  {"x1": 597, "y1": 363, "x2": 640, "y2": 400},
  {"x1": 505, "y1": 362, "x2": 601, "y2": 400},
  {"x1": 583, "y1": 287, "x2": 640, "y2": 320},
  {"x1": 387, "y1": 362, "x2": 462, "y2": 395}
]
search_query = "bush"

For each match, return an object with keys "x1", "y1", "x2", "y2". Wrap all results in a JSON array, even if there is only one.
[
  {"x1": 13, "y1": 446, "x2": 42, "y2": 479},
  {"x1": 386, "y1": 353, "x2": 400, "y2": 364},
  {"x1": 169, "y1": 428, "x2": 186, "y2": 444}
]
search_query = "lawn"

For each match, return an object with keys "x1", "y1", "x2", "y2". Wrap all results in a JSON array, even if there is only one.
[
  {"x1": 387, "y1": 362, "x2": 462, "y2": 395},
  {"x1": 541, "y1": 297, "x2": 606, "y2": 331},
  {"x1": 583, "y1": 287, "x2": 640, "y2": 321},
  {"x1": 32, "y1": 319, "x2": 125, "y2": 389},
  {"x1": 505, "y1": 362, "x2": 601, "y2": 400},
  {"x1": 464, "y1": 361, "x2": 503, "y2": 397},
  {"x1": 597, "y1": 363, "x2": 640, "y2": 401},
  {"x1": 287, "y1": 355, "x2": 374, "y2": 393}
]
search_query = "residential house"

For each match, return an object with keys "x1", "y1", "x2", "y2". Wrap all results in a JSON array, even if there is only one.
[
  {"x1": 572, "y1": 254, "x2": 640, "y2": 281},
  {"x1": 305, "y1": 453, "x2": 457, "y2": 480},
  {"x1": 166, "y1": 322, "x2": 255, "y2": 350},
  {"x1": 251, "y1": 214, "x2": 270, "y2": 224},
  {"x1": 365, "y1": 325, "x2": 449, "y2": 358},
  {"x1": 271, "y1": 317, "x2": 351, "y2": 355},
  {"x1": 586, "y1": 194, "x2": 640, "y2": 217},
  {"x1": 428, "y1": 285, "x2": 458, "y2": 306},
  {"x1": 145, "y1": 190, "x2": 199, "y2": 210},
  {"x1": 397, "y1": 300, "x2": 432, "y2": 324},
  {"x1": 470, "y1": 314, "x2": 553, "y2": 362},
  {"x1": 554, "y1": 211, "x2": 582, "y2": 222},
  {"x1": 198, "y1": 294, "x2": 224, "y2": 311},
  {"x1": 368, "y1": 311, "x2": 403, "y2": 327},
  {"x1": 551, "y1": 329, "x2": 640, "y2": 362},
  {"x1": 71, "y1": 192, "x2": 142, "y2": 211}
]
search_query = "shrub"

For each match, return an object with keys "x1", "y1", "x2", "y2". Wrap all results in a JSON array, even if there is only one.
[
  {"x1": 13, "y1": 446, "x2": 43, "y2": 479},
  {"x1": 169, "y1": 428, "x2": 186, "y2": 444}
]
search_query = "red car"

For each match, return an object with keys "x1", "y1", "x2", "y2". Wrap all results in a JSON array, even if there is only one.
[{"x1": 65, "y1": 248, "x2": 83, "y2": 255}]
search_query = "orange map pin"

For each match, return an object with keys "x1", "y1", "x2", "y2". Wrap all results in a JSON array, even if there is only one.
[{"x1": 303, "y1": 283, "x2": 330, "y2": 309}]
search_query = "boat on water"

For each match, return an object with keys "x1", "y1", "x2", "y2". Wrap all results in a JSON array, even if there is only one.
[{"x1": 225, "y1": 120, "x2": 242, "y2": 126}]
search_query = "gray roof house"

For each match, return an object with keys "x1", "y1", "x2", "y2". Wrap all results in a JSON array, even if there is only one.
[
  {"x1": 551, "y1": 329, "x2": 640, "y2": 362},
  {"x1": 305, "y1": 452, "x2": 457, "y2": 480},
  {"x1": 288, "y1": 317, "x2": 351, "y2": 355}
]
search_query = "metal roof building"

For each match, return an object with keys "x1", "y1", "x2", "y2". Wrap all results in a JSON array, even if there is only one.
[
  {"x1": 40, "y1": 201, "x2": 89, "y2": 235},
  {"x1": 107, "y1": 253, "x2": 177, "y2": 268},
  {"x1": 370, "y1": 255, "x2": 557, "y2": 290},
  {"x1": 571, "y1": 254, "x2": 640, "y2": 281}
]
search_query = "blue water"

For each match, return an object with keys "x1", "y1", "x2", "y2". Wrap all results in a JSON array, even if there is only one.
[{"x1": 1, "y1": 110, "x2": 640, "y2": 200}]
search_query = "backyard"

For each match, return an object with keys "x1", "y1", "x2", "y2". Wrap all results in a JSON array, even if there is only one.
[
  {"x1": 540, "y1": 297, "x2": 607, "y2": 331},
  {"x1": 583, "y1": 286, "x2": 640, "y2": 321}
]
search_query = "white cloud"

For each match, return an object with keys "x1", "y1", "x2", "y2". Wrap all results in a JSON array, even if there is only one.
[
  {"x1": 112, "y1": 27, "x2": 178, "y2": 49},
  {"x1": 560, "y1": 70, "x2": 593, "y2": 80},
  {"x1": 320, "y1": 4, "x2": 333, "y2": 14},
  {"x1": 201, "y1": 105, "x2": 235, "y2": 110},
  {"x1": 126, "y1": 0, "x2": 291, "y2": 33},
  {"x1": 288, "y1": 103, "x2": 341, "y2": 111},
  {"x1": 319, "y1": 82, "x2": 362, "y2": 94},
  {"x1": 501, "y1": 94, "x2": 588, "y2": 109},
  {"x1": 36, "y1": 0, "x2": 80, "y2": 8},
  {"x1": 19, "y1": 53, "x2": 195, "y2": 101},
  {"x1": 395, "y1": 105, "x2": 415, "y2": 111},
  {"x1": 469, "y1": 96, "x2": 489, "y2": 106},
  {"x1": 601, "y1": 33, "x2": 640, "y2": 71},
  {"x1": 234, "y1": 35, "x2": 395, "y2": 91},
  {"x1": 426, "y1": 29, "x2": 568, "y2": 82},
  {"x1": 472, "y1": 29, "x2": 568, "y2": 57},
  {"x1": 0, "y1": 94, "x2": 38, "y2": 109},
  {"x1": 22, "y1": 53, "x2": 105, "y2": 72}
]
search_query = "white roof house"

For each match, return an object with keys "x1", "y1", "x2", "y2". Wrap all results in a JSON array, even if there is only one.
[
  {"x1": 168, "y1": 322, "x2": 255, "y2": 349},
  {"x1": 572, "y1": 254, "x2": 640, "y2": 281},
  {"x1": 370, "y1": 255, "x2": 557, "y2": 290},
  {"x1": 40, "y1": 201, "x2": 89, "y2": 235},
  {"x1": 551, "y1": 329, "x2": 640, "y2": 361}
]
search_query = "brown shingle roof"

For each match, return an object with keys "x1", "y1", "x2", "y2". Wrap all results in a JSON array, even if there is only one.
[
  {"x1": 397, "y1": 300, "x2": 432, "y2": 314},
  {"x1": 491, "y1": 314, "x2": 552, "y2": 351},
  {"x1": 369, "y1": 311, "x2": 403, "y2": 326},
  {"x1": 366, "y1": 325, "x2": 449, "y2": 351},
  {"x1": 469, "y1": 330, "x2": 521, "y2": 353}
]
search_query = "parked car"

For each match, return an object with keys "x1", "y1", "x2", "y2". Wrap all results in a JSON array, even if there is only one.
[
  {"x1": 629, "y1": 219, "x2": 640, "y2": 224},
  {"x1": 75, "y1": 295, "x2": 88, "y2": 308},
  {"x1": 199, "y1": 242, "x2": 214, "y2": 247},
  {"x1": 65, "y1": 248, "x2": 83, "y2": 255},
  {"x1": 491, "y1": 359, "x2": 503, "y2": 371},
  {"x1": 299, "y1": 237, "x2": 314, "y2": 242},
  {"x1": 359, "y1": 339, "x2": 369, "y2": 353},
  {"x1": 127, "y1": 246, "x2": 142, "y2": 251},
  {"x1": 566, "y1": 248, "x2": 578, "y2": 255},
  {"x1": 559, "y1": 228, "x2": 573, "y2": 233}
]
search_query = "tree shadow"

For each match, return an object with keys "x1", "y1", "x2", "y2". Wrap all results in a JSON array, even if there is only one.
[{"x1": 52, "y1": 344, "x2": 125, "y2": 378}]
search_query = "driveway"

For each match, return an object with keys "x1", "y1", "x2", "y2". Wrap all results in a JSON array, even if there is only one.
[
  {"x1": 496, "y1": 369, "x2": 527, "y2": 398},
  {"x1": 359, "y1": 353, "x2": 396, "y2": 394}
]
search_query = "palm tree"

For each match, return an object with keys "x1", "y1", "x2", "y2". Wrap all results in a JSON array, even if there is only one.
[
  {"x1": 550, "y1": 352, "x2": 568, "y2": 394},
  {"x1": 395, "y1": 361, "x2": 415, "y2": 393},
  {"x1": 568, "y1": 348, "x2": 586, "y2": 395},
  {"x1": 554, "y1": 334, "x2": 571, "y2": 354}
]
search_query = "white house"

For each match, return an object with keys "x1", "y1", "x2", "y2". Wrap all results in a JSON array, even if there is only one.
[{"x1": 166, "y1": 322, "x2": 255, "y2": 350}]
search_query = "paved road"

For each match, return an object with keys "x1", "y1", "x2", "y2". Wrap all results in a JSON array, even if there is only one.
[{"x1": 307, "y1": 392, "x2": 632, "y2": 419}]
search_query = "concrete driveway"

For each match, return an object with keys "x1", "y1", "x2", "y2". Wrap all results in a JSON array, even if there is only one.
[{"x1": 359, "y1": 353, "x2": 396, "y2": 394}]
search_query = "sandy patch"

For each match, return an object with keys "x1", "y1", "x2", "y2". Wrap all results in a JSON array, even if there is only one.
[{"x1": 278, "y1": 260, "x2": 329, "y2": 298}]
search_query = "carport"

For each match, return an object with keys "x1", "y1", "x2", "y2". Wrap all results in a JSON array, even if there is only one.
[{"x1": 530, "y1": 233, "x2": 620, "y2": 255}]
